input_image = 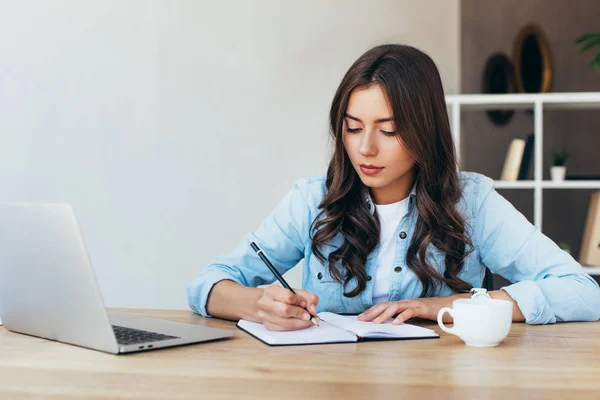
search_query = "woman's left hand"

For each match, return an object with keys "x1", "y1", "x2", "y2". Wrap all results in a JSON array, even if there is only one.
[{"x1": 357, "y1": 296, "x2": 459, "y2": 325}]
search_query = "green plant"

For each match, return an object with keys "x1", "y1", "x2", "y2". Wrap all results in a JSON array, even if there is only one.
[
  {"x1": 575, "y1": 33, "x2": 600, "y2": 71},
  {"x1": 552, "y1": 147, "x2": 569, "y2": 166},
  {"x1": 558, "y1": 242, "x2": 571, "y2": 254}
]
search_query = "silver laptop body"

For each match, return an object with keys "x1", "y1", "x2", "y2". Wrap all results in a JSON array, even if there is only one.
[{"x1": 0, "y1": 203, "x2": 233, "y2": 354}]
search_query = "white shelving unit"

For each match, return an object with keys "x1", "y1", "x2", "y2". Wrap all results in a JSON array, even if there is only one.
[{"x1": 445, "y1": 92, "x2": 600, "y2": 276}]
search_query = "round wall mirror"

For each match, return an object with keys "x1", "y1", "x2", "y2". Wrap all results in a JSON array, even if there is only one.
[
  {"x1": 512, "y1": 24, "x2": 552, "y2": 93},
  {"x1": 482, "y1": 52, "x2": 516, "y2": 125}
]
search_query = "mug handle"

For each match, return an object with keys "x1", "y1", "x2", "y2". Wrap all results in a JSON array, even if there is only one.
[{"x1": 437, "y1": 307, "x2": 456, "y2": 335}]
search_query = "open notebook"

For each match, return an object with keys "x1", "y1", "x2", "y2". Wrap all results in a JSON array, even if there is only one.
[{"x1": 237, "y1": 311, "x2": 439, "y2": 346}]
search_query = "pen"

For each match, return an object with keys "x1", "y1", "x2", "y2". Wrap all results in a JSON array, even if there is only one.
[{"x1": 250, "y1": 242, "x2": 319, "y2": 326}]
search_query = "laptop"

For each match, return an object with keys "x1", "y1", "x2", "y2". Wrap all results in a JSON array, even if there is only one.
[{"x1": 0, "y1": 203, "x2": 233, "y2": 354}]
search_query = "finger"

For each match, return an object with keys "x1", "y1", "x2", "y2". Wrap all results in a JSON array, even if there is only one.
[
  {"x1": 295, "y1": 289, "x2": 319, "y2": 310},
  {"x1": 393, "y1": 307, "x2": 419, "y2": 325},
  {"x1": 262, "y1": 313, "x2": 314, "y2": 331},
  {"x1": 258, "y1": 293, "x2": 310, "y2": 321},
  {"x1": 294, "y1": 289, "x2": 320, "y2": 321},
  {"x1": 272, "y1": 301, "x2": 312, "y2": 320},
  {"x1": 264, "y1": 285, "x2": 306, "y2": 306},
  {"x1": 372, "y1": 304, "x2": 403, "y2": 324},
  {"x1": 358, "y1": 303, "x2": 390, "y2": 321},
  {"x1": 357, "y1": 305, "x2": 383, "y2": 321},
  {"x1": 259, "y1": 288, "x2": 319, "y2": 324}
]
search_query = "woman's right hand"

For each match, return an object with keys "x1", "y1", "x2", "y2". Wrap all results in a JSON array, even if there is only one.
[{"x1": 256, "y1": 285, "x2": 320, "y2": 331}]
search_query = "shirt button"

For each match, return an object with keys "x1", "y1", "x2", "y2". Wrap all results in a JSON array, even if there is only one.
[
  {"x1": 317, "y1": 272, "x2": 323, "y2": 280},
  {"x1": 394, "y1": 266, "x2": 402, "y2": 273},
  {"x1": 366, "y1": 275, "x2": 372, "y2": 281},
  {"x1": 399, "y1": 231, "x2": 407, "y2": 239}
]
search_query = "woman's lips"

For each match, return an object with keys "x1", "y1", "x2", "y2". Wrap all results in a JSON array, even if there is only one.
[{"x1": 359, "y1": 165, "x2": 384, "y2": 175}]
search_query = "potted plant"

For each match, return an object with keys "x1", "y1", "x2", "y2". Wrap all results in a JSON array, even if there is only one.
[
  {"x1": 551, "y1": 147, "x2": 569, "y2": 181},
  {"x1": 575, "y1": 32, "x2": 600, "y2": 71}
]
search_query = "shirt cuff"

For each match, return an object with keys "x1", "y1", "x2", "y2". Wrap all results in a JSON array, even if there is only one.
[
  {"x1": 500, "y1": 280, "x2": 556, "y2": 325},
  {"x1": 186, "y1": 270, "x2": 240, "y2": 318}
]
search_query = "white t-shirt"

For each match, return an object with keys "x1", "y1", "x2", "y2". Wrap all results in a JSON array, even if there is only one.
[{"x1": 372, "y1": 196, "x2": 410, "y2": 304}]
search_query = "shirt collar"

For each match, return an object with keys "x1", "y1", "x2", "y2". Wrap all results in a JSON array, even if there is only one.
[{"x1": 364, "y1": 181, "x2": 417, "y2": 215}]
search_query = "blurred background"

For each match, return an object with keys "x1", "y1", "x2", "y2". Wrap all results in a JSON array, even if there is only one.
[{"x1": 0, "y1": 0, "x2": 598, "y2": 309}]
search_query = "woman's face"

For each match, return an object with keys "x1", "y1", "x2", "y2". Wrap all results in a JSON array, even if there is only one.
[{"x1": 342, "y1": 84, "x2": 416, "y2": 205}]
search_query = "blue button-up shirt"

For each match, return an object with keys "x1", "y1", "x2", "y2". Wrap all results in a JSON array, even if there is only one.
[{"x1": 187, "y1": 171, "x2": 600, "y2": 324}]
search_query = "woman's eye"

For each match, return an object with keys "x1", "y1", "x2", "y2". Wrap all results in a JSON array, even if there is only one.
[{"x1": 345, "y1": 128, "x2": 396, "y2": 135}]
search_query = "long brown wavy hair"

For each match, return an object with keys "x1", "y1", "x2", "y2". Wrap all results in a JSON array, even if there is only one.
[{"x1": 310, "y1": 44, "x2": 474, "y2": 298}]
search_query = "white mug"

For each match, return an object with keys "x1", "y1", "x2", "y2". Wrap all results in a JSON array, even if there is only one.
[{"x1": 437, "y1": 298, "x2": 513, "y2": 347}]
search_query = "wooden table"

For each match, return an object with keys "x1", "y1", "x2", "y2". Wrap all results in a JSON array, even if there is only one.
[{"x1": 0, "y1": 309, "x2": 598, "y2": 399}]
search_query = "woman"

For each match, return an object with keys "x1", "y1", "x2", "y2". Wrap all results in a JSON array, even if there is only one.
[{"x1": 187, "y1": 44, "x2": 600, "y2": 331}]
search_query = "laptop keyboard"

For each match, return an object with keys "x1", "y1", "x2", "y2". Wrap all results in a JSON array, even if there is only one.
[{"x1": 112, "y1": 325, "x2": 180, "y2": 345}]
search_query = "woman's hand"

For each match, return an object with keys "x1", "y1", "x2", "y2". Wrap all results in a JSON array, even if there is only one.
[
  {"x1": 256, "y1": 285, "x2": 320, "y2": 331},
  {"x1": 358, "y1": 296, "x2": 462, "y2": 325}
]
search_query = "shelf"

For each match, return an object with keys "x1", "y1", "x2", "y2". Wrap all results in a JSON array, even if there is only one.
[
  {"x1": 542, "y1": 181, "x2": 600, "y2": 189},
  {"x1": 494, "y1": 181, "x2": 536, "y2": 189},
  {"x1": 494, "y1": 181, "x2": 600, "y2": 190},
  {"x1": 583, "y1": 267, "x2": 600, "y2": 276},
  {"x1": 449, "y1": 92, "x2": 600, "y2": 231},
  {"x1": 446, "y1": 92, "x2": 600, "y2": 110}
]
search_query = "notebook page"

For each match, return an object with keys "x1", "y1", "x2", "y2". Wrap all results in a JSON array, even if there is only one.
[
  {"x1": 318, "y1": 312, "x2": 438, "y2": 339},
  {"x1": 237, "y1": 319, "x2": 358, "y2": 345}
]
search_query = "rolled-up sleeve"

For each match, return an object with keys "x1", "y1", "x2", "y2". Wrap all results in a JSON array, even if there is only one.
[
  {"x1": 186, "y1": 179, "x2": 313, "y2": 317},
  {"x1": 473, "y1": 177, "x2": 600, "y2": 324}
]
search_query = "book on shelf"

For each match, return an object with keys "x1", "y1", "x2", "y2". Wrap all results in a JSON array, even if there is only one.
[
  {"x1": 517, "y1": 134, "x2": 534, "y2": 180},
  {"x1": 580, "y1": 191, "x2": 600, "y2": 267},
  {"x1": 500, "y1": 138, "x2": 526, "y2": 181}
]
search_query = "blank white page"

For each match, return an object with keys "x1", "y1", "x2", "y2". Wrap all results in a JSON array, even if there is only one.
[
  {"x1": 318, "y1": 312, "x2": 438, "y2": 339},
  {"x1": 237, "y1": 319, "x2": 357, "y2": 345}
]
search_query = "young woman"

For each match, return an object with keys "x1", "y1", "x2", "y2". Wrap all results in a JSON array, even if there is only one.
[{"x1": 187, "y1": 44, "x2": 600, "y2": 331}]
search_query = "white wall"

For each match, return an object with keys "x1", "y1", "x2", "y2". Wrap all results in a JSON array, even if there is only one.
[{"x1": 0, "y1": 0, "x2": 460, "y2": 309}]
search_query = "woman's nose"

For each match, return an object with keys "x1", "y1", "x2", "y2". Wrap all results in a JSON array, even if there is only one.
[{"x1": 359, "y1": 132, "x2": 378, "y2": 157}]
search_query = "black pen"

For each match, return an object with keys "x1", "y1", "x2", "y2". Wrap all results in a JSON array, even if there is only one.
[{"x1": 250, "y1": 242, "x2": 319, "y2": 326}]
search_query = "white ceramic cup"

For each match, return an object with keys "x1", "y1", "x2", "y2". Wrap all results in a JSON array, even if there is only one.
[{"x1": 437, "y1": 298, "x2": 513, "y2": 347}]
